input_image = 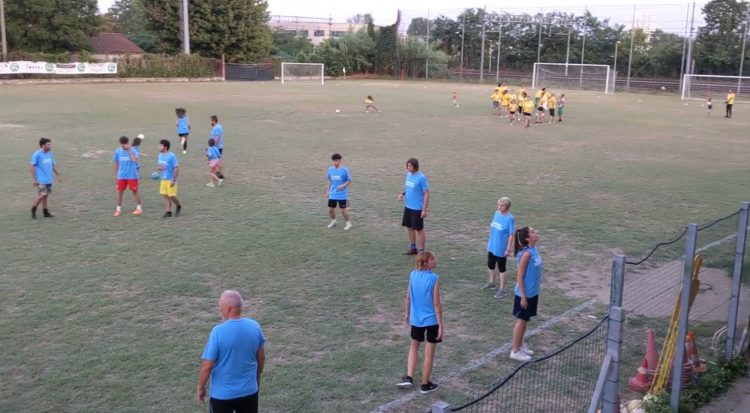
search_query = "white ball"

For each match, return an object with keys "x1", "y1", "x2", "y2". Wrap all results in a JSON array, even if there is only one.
[
  {"x1": 137, "y1": 133, "x2": 145, "y2": 139},
  {"x1": 335, "y1": 109, "x2": 340, "y2": 113}
]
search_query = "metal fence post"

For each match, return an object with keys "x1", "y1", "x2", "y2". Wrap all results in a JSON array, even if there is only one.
[
  {"x1": 726, "y1": 202, "x2": 750, "y2": 360},
  {"x1": 671, "y1": 223, "x2": 698, "y2": 411},
  {"x1": 610, "y1": 255, "x2": 626, "y2": 308},
  {"x1": 603, "y1": 306, "x2": 625, "y2": 413}
]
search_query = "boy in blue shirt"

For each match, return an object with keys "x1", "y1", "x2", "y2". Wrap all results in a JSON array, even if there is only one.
[
  {"x1": 113, "y1": 136, "x2": 143, "y2": 216},
  {"x1": 176, "y1": 107, "x2": 191, "y2": 154},
  {"x1": 205, "y1": 138, "x2": 223, "y2": 187},
  {"x1": 210, "y1": 115, "x2": 225, "y2": 177},
  {"x1": 29, "y1": 137, "x2": 61, "y2": 219},
  {"x1": 157, "y1": 139, "x2": 182, "y2": 218},
  {"x1": 398, "y1": 158, "x2": 430, "y2": 255},
  {"x1": 326, "y1": 153, "x2": 352, "y2": 230}
]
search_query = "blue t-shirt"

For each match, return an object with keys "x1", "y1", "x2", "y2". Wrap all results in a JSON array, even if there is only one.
[
  {"x1": 202, "y1": 318, "x2": 266, "y2": 400},
  {"x1": 515, "y1": 246, "x2": 543, "y2": 298},
  {"x1": 404, "y1": 172, "x2": 429, "y2": 211},
  {"x1": 177, "y1": 115, "x2": 190, "y2": 135},
  {"x1": 327, "y1": 166, "x2": 351, "y2": 201},
  {"x1": 157, "y1": 152, "x2": 179, "y2": 180},
  {"x1": 207, "y1": 146, "x2": 221, "y2": 161},
  {"x1": 113, "y1": 147, "x2": 139, "y2": 179},
  {"x1": 132, "y1": 146, "x2": 141, "y2": 170},
  {"x1": 212, "y1": 124, "x2": 224, "y2": 149},
  {"x1": 30, "y1": 149, "x2": 55, "y2": 184},
  {"x1": 409, "y1": 269, "x2": 439, "y2": 327},
  {"x1": 487, "y1": 212, "x2": 515, "y2": 257}
]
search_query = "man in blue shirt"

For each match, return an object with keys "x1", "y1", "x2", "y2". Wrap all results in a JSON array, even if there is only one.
[
  {"x1": 113, "y1": 136, "x2": 143, "y2": 217},
  {"x1": 197, "y1": 290, "x2": 266, "y2": 413},
  {"x1": 157, "y1": 139, "x2": 182, "y2": 218},
  {"x1": 326, "y1": 153, "x2": 352, "y2": 230},
  {"x1": 398, "y1": 158, "x2": 430, "y2": 255},
  {"x1": 211, "y1": 115, "x2": 225, "y2": 177},
  {"x1": 29, "y1": 137, "x2": 61, "y2": 219}
]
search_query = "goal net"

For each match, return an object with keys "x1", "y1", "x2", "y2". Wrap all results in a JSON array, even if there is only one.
[
  {"x1": 281, "y1": 63, "x2": 325, "y2": 85},
  {"x1": 532, "y1": 63, "x2": 613, "y2": 94},
  {"x1": 682, "y1": 74, "x2": 750, "y2": 103}
]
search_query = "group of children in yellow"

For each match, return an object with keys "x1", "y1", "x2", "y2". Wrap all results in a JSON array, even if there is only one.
[{"x1": 489, "y1": 83, "x2": 566, "y2": 128}]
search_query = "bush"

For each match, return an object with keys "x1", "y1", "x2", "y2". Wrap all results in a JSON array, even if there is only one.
[{"x1": 116, "y1": 54, "x2": 220, "y2": 78}]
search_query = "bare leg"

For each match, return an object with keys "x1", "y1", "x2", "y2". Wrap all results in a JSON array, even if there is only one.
[
  {"x1": 117, "y1": 190, "x2": 124, "y2": 207},
  {"x1": 328, "y1": 208, "x2": 336, "y2": 220},
  {"x1": 487, "y1": 268, "x2": 498, "y2": 286},
  {"x1": 42, "y1": 196, "x2": 48, "y2": 209},
  {"x1": 407, "y1": 228, "x2": 416, "y2": 245},
  {"x1": 422, "y1": 342, "x2": 437, "y2": 384},
  {"x1": 415, "y1": 229, "x2": 425, "y2": 250},
  {"x1": 133, "y1": 190, "x2": 142, "y2": 206},
  {"x1": 164, "y1": 195, "x2": 171, "y2": 212},
  {"x1": 170, "y1": 196, "x2": 181, "y2": 207},
  {"x1": 407, "y1": 340, "x2": 420, "y2": 378},
  {"x1": 512, "y1": 319, "x2": 528, "y2": 352},
  {"x1": 341, "y1": 208, "x2": 350, "y2": 221},
  {"x1": 499, "y1": 271, "x2": 507, "y2": 290}
]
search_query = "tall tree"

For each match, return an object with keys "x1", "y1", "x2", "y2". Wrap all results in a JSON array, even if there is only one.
[
  {"x1": 695, "y1": 0, "x2": 748, "y2": 74},
  {"x1": 5, "y1": 0, "x2": 100, "y2": 52},
  {"x1": 271, "y1": 30, "x2": 313, "y2": 58},
  {"x1": 141, "y1": 0, "x2": 273, "y2": 62},
  {"x1": 374, "y1": 11, "x2": 400, "y2": 75},
  {"x1": 109, "y1": 0, "x2": 158, "y2": 52},
  {"x1": 407, "y1": 18, "x2": 429, "y2": 37}
]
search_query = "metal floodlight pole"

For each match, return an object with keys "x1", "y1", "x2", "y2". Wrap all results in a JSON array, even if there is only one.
[
  {"x1": 460, "y1": 13, "x2": 466, "y2": 81},
  {"x1": 565, "y1": 25, "x2": 571, "y2": 76},
  {"x1": 679, "y1": 3, "x2": 690, "y2": 93},
  {"x1": 737, "y1": 3, "x2": 750, "y2": 95},
  {"x1": 426, "y1": 9, "x2": 430, "y2": 80},
  {"x1": 496, "y1": 23, "x2": 501, "y2": 83},
  {"x1": 626, "y1": 4, "x2": 636, "y2": 90},
  {"x1": 181, "y1": 0, "x2": 190, "y2": 54},
  {"x1": 0, "y1": 0, "x2": 7, "y2": 61},
  {"x1": 580, "y1": 31, "x2": 586, "y2": 87},
  {"x1": 480, "y1": 7, "x2": 486, "y2": 82},
  {"x1": 537, "y1": 15, "x2": 543, "y2": 63},
  {"x1": 613, "y1": 41, "x2": 620, "y2": 88},
  {"x1": 685, "y1": 2, "x2": 696, "y2": 79}
]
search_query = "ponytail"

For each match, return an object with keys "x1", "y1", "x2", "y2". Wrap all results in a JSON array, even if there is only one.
[{"x1": 514, "y1": 227, "x2": 530, "y2": 256}]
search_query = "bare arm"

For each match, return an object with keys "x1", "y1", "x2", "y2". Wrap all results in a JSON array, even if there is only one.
[
  {"x1": 403, "y1": 286, "x2": 411, "y2": 329},
  {"x1": 196, "y1": 359, "x2": 214, "y2": 404},
  {"x1": 113, "y1": 161, "x2": 118, "y2": 179},
  {"x1": 53, "y1": 165, "x2": 61, "y2": 183},
  {"x1": 171, "y1": 166, "x2": 179, "y2": 187},
  {"x1": 433, "y1": 280, "x2": 443, "y2": 339},
  {"x1": 516, "y1": 252, "x2": 530, "y2": 308},
  {"x1": 421, "y1": 190, "x2": 430, "y2": 218},
  {"x1": 30, "y1": 165, "x2": 37, "y2": 185},
  {"x1": 506, "y1": 233, "x2": 514, "y2": 257},
  {"x1": 256, "y1": 346, "x2": 265, "y2": 387}
]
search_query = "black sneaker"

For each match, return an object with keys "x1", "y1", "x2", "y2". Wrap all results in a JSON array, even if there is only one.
[
  {"x1": 31, "y1": 206, "x2": 37, "y2": 219},
  {"x1": 403, "y1": 248, "x2": 418, "y2": 256},
  {"x1": 162, "y1": 211, "x2": 172, "y2": 218},
  {"x1": 420, "y1": 381, "x2": 439, "y2": 394},
  {"x1": 396, "y1": 376, "x2": 414, "y2": 388},
  {"x1": 174, "y1": 205, "x2": 181, "y2": 217},
  {"x1": 42, "y1": 209, "x2": 53, "y2": 218}
]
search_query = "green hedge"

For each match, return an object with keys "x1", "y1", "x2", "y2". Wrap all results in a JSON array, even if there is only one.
[{"x1": 115, "y1": 54, "x2": 220, "y2": 78}]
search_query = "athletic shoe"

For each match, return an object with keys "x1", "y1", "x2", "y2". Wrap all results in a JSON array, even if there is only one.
[
  {"x1": 162, "y1": 211, "x2": 172, "y2": 218},
  {"x1": 175, "y1": 205, "x2": 182, "y2": 217},
  {"x1": 183, "y1": 150, "x2": 187, "y2": 154},
  {"x1": 132, "y1": 209, "x2": 143, "y2": 216},
  {"x1": 218, "y1": 179, "x2": 223, "y2": 187},
  {"x1": 113, "y1": 209, "x2": 122, "y2": 217},
  {"x1": 327, "y1": 220, "x2": 336, "y2": 228},
  {"x1": 396, "y1": 376, "x2": 414, "y2": 388},
  {"x1": 494, "y1": 288, "x2": 506, "y2": 299},
  {"x1": 206, "y1": 182, "x2": 215, "y2": 187},
  {"x1": 480, "y1": 283, "x2": 496, "y2": 290},
  {"x1": 43, "y1": 209, "x2": 53, "y2": 218},
  {"x1": 344, "y1": 222, "x2": 352, "y2": 231},
  {"x1": 403, "y1": 248, "x2": 418, "y2": 256},
  {"x1": 521, "y1": 345, "x2": 534, "y2": 355},
  {"x1": 31, "y1": 206, "x2": 37, "y2": 219},
  {"x1": 420, "y1": 382, "x2": 439, "y2": 394},
  {"x1": 510, "y1": 350, "x2": 532, "y2": 362}
]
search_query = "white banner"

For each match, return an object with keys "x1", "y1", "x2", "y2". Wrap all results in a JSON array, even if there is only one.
[{"x1": 0, "y1": 61, "x2": 118, "y2": 75}]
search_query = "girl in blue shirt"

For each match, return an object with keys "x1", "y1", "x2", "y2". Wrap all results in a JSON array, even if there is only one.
[
  {"x1": 176, "y1": 107, "x2": 190, "y2": 154},
  {"x1": 510, "y1": 226, "x2": 542, "y2": 362}
]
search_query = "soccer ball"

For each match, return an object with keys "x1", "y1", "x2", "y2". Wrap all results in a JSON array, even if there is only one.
[
  {"x1": 150, "y1": 171, "x2": 160, "y2": 180},
  {"x1": 335, "y1": 109, "x2": 340, "y2": 113},
  {"x1": 137, "y1": 133, "x2": 145, "y2": 140}
]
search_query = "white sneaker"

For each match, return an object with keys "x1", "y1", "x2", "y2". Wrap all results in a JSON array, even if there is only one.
[
  {"x1": 510, "y1": 350, "x2": 532, "y2": 362},
  {"x1": 521, "y1": 345, "x2": 534, "y2": 355},
  {"x1": 327, "y1": 220, "x2": 336, "y2": 228},
  {"x1": 344, "y1": 221, "x2": 352, "y2": 230},
  {"x1": 218, "y1": 179, "x2": 224, "y2": 187},
  {"x1": 206, "y1": 182, "x2": 215, "y2": 187},
  {"x1": 183, "y1": 150, "x2": 187, "y2": 154}
]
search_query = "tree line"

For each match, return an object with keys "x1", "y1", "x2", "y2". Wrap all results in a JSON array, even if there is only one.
[{"x1": 3, "y1": 0, "x2": 749, "y2": 79}]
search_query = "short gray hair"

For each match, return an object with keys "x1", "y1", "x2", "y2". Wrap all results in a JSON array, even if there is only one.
[
  {"x1": 498, "y1": 197, "x2": 511, "y2": 208},
  {"x1": 220, "y1": 290, "x2": 244, "y2": 308}
]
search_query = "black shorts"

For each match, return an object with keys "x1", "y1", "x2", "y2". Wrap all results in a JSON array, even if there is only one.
[
  {"x1": 549, "y1": 109, "x2": 555, "y2": 117},
  {"x1": 210, "y1": 392, "x2": 258, "y2": 413},
  {"x1": 537, "y1": 106, "x2": 545, "y2": 112},
  {"x1": 218, "y1": 148, "x2": 223, "y2": 155},
  {"x1": 402, "y1": 207, "x2": 424, "y2": 230},
  {"x1": 509, "y1": 110, "x2": 516, "y2": 114},
  {"x1": 487, "y1": 252, "x2": 507, "y2": 272},
  {"x1": 513, "y1": 295, "x2": 539, "y2": 321},
  {"x1": 178, "y1": 133, "x2": 189, "y2": 138},
  {"x1": 411, "y1": 324, "x2": 441, "y2": 343},
  {"x1": 328, "y1": 199, "x2": 348, "y2": 209}
]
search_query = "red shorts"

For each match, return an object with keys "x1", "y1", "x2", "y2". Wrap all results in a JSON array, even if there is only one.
[{"x1": 117, "y1": 179, "x2": 139, "y2": 192}]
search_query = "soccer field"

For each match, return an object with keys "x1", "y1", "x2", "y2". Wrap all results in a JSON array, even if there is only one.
[{"x1": 1, "y1": 80, "x2": 749, "y2": 413}]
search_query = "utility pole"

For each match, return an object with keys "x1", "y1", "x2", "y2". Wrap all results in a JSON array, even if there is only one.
[
  {"x1": 426, "y1": 9, "x2": 430, "y2": 80},
  {"x1": 496, "y1": 23, "x2": 501, "y2": 83},
  {"x1": 0, "y1": 0, "x2": 7, "y2": 61},
  {"x1": 685, "y1": 2, "x2": 696, "y2": 83},
  {"x1": 626, "y1": 4, "x2": 636, "y2": 90},
  {"x1": 536, "y1": 14, "x2": 543, "y2": 63},
  {"x1": 460, "y1": 13, "x2": 465, "y2": 81},
  {"x1": 678, "y1": 3, "x2": 690, "y2": 93},
  {"x1": 580, "y1": 30, "x2": 586, "y2": 87},
  {"x1": 738, "y1": 3, "x2": 750, "y2": 94},
  {"x1": 613, "y1": 41, "x2": 620, "y2": 87},
  {"x1": 181, "y1": 0, "x2": 190, "y2": 54},
  {"x1": 565, "y1": 25, "x2": 571, "y2": 76},
  {"x1": 480, "y1": 6, "x2": 486, "y2": 82}
]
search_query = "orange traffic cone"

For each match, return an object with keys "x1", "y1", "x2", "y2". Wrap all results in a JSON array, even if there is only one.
[
  {"x1": 686, "y1": 331, "x2": 706, "y2": 373},
  {"x1": 628, "y1": 358, "x2": 651, "y2": 392},
  {"x1": 646, "y1": 329, "x2": 659, "y2": 378}
]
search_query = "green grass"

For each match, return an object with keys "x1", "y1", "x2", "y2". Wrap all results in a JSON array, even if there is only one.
[{"x1": 1, "y1": 80, "x2": 749, "y2": 412}]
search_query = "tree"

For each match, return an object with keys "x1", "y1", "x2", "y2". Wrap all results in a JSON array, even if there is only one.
[
  {"x1": 141, "y1": 0, "x2": 273, "y2": 62},
  {"x1": 695, "y1": 0, "x2": 749, "y2": 75},
  {"x1": 271, "y1": 30, "x2": 313, "y2": 58},
  {"x1": 646, "y1": 30, "x2": 685, "y2": 77},
  {"x1": 374, "y1": 11, "x2": 400, "y2": 76},
  {"x1": 5, "y1": 0, "x2": 100, "y2": 52},
  {"x1": 108, "y1": 0, "x2": 158, "y2": 52},
  {"x1": 407, "y1": 18, "x2": 429, "y2": 37},
  {"x1": 347, "y1": 14, "x2": 366, "y2": 24},
  {"x1": 307, "y1": 28, "x2": 375, "y2": 75}
]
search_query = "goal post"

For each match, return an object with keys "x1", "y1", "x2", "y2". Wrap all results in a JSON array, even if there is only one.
[
  {"x1": 532, "y1": 63, "x2": 613, "y2": 94},
  {"x1": 281, "y1": 62, "x2": 325, "y2": 85},
  {"x1": 682, "y1": 74, "x2": 750, "y2": 103}
]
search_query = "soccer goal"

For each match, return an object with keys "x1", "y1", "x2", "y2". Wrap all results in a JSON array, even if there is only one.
[
  {"x1": 281, "y1": 63, "x2": 325, "y2": 85},
  {"x1": 532, "y1": 63, "x2": 614, "y2": 94},
  {"x1": 682, "y1": 74, "x2": 750, "y2": 103}
]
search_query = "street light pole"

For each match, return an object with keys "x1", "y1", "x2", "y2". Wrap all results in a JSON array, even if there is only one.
[
  {"x1": 613, "y1": 41, "x2": 620, "y2": 88},
  {"x1": 181, "y1": 0, "x2": 190, "y2": 54},
  {"x1": 738, "y1": 3, "x2": 750, "y2": 95},
  {"x1": 459, "y1": 13, "x2": 465, "y2": 81},
  {"x1": 0, "y1": 0, "x2": 7, "y2": 61}
]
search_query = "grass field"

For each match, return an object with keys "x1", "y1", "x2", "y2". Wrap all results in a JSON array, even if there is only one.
[{"x1": 1, "y1": 79, "x2": 749, "y2": 413}]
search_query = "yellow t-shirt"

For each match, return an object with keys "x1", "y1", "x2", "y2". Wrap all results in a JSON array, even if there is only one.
[
  {"x1": 509, "y1": 99, "x2": 519, "y2": 112},
  {"x1": 519, "y1": 88, "x2": 527, "y2": 98},
  {"x1": 491, "y1": 93, "x2": 500, "y2": 102},
  {"x1": 548, "y1": 97, "x2": 557, "y2": 109},
  {"x1": 364, "y1": 98, "x2": 373, "y2": 104},
  {"x1": 727, "y1": 93, "x2": 736, "y2": 105},
  {"x1": 500, "y1": 93, "x2": 511, "y2": 106},
  {"x1": 494, "y1": 87, "x2": 502, "y2": 95},
  {"x1": 522, "y1": 99, "x2": 534, "y2": 114},
  {"x1": 534, "y1": 90, "x2": 544, "y2": 99}
]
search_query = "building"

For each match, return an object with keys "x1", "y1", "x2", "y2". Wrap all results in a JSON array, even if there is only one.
[
  {"x1": 268, "y1": 16, "x2": 365, "y2": 46},
  {"x1": 88, "y1": 33, "x2": 144, "y2": 62}
]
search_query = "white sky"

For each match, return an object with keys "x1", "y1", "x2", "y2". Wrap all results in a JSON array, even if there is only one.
[{"x1": 97, "y1": 0, "x2": 706, "y2": 33}]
